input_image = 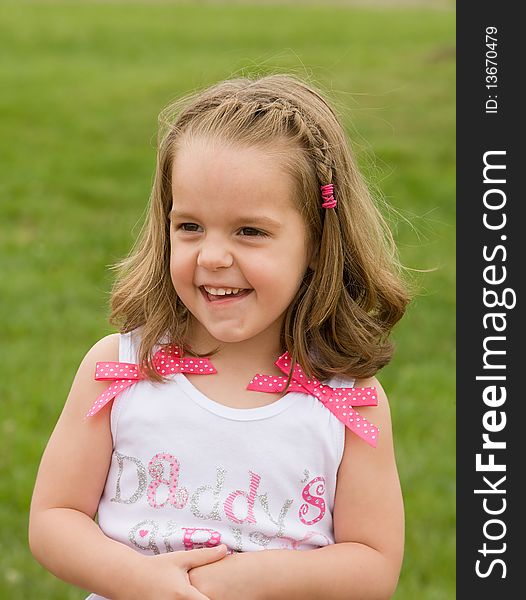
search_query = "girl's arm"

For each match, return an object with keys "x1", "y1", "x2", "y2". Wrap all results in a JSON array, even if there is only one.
[
  {"x1": 189, "y1": 377, "x2": 404, "y2": 600},
  {"x1": 258, "y1": 376, "x2": 404, "y2": 599},
  {"x1": 29, "y1": 334, "x2": 226, "y2": 600},
  {"x1": 29, "y1": 333, "x2": 138, "y2": 597}
]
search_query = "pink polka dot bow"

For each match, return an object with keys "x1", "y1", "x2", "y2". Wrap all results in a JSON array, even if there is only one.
[
  {"x1": 87, "y1": 346, "x2": 217, "y2": 417},
  {"x1": 247, "y1": 352, "x2": 379, "y2": 447}
]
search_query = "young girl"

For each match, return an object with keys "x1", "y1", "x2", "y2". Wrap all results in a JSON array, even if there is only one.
[{"x1": 29, "y1": 74, "x2": 409, "y2": 600}]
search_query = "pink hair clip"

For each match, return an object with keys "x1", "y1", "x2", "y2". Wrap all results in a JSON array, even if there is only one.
[{"x1": 320, "y1": 184, "x2": 336, "y2": 209}]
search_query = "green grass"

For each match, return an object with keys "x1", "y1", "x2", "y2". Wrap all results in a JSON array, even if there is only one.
[{"x1": 0, "y1": 2, "x2": 455, "y2": 598}]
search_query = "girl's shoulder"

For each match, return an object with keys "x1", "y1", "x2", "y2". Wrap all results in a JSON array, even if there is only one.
[
  {"x1": 354, "y1": 375, "x2": 389, "y2": 413},
  {"x1": 68, "y1": 333, "x2": 121, "y2": 414},
  {"x1": 78, "y1": 332, "x2": 121, "y2": 372},
  {"x1": 89, "y1": 332, "x2": 120, "y2": 357},
  {"x1": 345, "y1": 377, "x2": 393, "y2": 454},
  {"x1": 327, "y1": 374, "x2": 392, "y2": 436},
  {"x1": 327, "y1": 373, "x2": 377, "y2": 390},
  {"x1": 353, "y1": 375, "x2": 379, "y2": 389}
]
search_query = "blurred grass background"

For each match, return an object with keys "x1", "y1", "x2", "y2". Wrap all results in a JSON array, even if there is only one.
[{"x1": 0, "y1": 1, "x2": 455, "y2": 598}]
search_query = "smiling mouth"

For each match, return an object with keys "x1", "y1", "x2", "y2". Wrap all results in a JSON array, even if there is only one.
[{"x1": 199, "y1": 286, "x2": 252, "y2": 303}]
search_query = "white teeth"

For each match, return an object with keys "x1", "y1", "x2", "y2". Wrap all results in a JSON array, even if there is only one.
[{"x1": 203, "y1": 286, "x2": 242, "y2": 296}]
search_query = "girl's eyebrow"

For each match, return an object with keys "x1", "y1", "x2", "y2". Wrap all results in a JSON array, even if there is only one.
[
  {"x1": 168, "y1": 209, "x2": 189, "y2": 221},
  {"x1": 168, "y1": 209, "x2": 282, "y2": 229}
]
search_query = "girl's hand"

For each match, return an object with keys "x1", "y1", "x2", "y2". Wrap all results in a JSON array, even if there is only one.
[
  {"x1": 122, "y1": 545, "x2": 229, "y2": 600},
  {"x1": 188, "y1": 550, "x2": 261, "y2": 600}
]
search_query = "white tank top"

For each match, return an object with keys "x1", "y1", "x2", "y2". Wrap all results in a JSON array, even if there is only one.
[{"x1": 87, "y1": 330, "x2": 348, "y2": 598}]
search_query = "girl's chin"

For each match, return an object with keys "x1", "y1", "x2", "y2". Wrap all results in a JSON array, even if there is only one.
[
  {"x1": 186, "y1": 318, "x2": 247, "y2": 346},
  {"x1": 201, "y1": 331, "x2": 249, "y2": 345}
]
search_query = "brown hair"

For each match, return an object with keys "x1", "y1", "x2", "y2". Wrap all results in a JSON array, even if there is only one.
[{"x1": 109, "y1": 73, "x2": 410, "y2": 383}]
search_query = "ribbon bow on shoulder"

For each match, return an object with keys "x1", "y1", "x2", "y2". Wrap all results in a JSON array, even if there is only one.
[
  {"x1": 87, "y1": 345, "x2": 217, "y2": 417},
  {"x1": 247, "y1": 352, "x2": 379, "y2": 447},
  {"x1": 88, "y1": 346, "x2": 379, "y2": 447}
]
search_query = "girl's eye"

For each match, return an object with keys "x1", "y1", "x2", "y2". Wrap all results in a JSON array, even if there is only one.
[
  {"x1": 239, "y1": 227, "x2": 267, "y2": 237},
  {"x1": 179, "y1": 223, "x2": 201, "y2": 232}
]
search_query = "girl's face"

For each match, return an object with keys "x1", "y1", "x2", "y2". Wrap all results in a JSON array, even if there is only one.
[{"x1": 169, "y1": 137, "x2": 313, "y2": 354}]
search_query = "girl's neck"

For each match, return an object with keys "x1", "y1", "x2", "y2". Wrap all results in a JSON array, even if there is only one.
[
  {"x1": 181, "y1": 319, "x2": 290, "y2": 400},
  {"x1": 185, "y1": 321, "x2": 283, "y2": 373}
]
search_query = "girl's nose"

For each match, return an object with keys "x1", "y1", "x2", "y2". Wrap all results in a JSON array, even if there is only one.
[{"x1": 196, "y1": 237, "x2": 234, "y2": 270}]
